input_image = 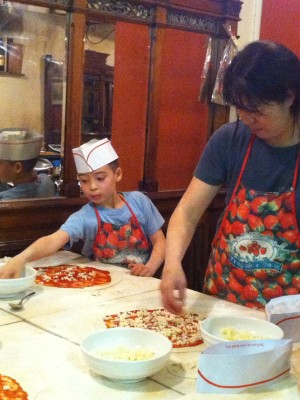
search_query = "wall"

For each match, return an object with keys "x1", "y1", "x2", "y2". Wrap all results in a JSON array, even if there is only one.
[
  {"x1": 260, "y1": 0, "x2": 300, "y2": 57},
  {"x1": 155, "y1": 29, "x2": 209, "y2": 191},
  {"x1": 112, "y1": 22, "x2": 150, "y2": 191},
  {"x1": 237, "y1": 0, "x2": 262, "y2": 49},
  {"x1": 112, "y1": 22, "x2": 209, "y2": 191},
  {"x1": 0, "y1": 10, "x2": 66, "y2": 134}
]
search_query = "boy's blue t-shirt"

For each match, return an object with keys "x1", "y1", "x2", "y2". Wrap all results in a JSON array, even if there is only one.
[
  {"x1": 60, "y1": 191, "x2": 165, "y2": 258},
  {"x1": 194, "y1": 120, "x2": 300, "y2": 224}
]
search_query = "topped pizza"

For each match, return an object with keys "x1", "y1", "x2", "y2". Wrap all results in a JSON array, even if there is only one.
[
  {"x1": 0, "y1": 374, "x2": 28, "y2": 400},
  {"x1": 35, "y1": 264, "x2": 111, "y2": 288},
  {"x1": 103, "y1": 308, "x2": 205, "y2": 348}
]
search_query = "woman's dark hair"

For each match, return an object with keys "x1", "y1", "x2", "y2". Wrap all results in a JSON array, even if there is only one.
[{"x1": 223, "y1": 40, "x2": 300, "y2": 120}]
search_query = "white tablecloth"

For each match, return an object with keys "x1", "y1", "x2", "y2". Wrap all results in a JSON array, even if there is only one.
[{"x1": 0, "y1": 251, "x2": 299, "y2": 399}]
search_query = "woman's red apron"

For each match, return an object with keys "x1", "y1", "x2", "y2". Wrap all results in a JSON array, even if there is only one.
[
  {"x1": 203, "y1": 135, "x2": 300, "y2": 308},
  {"x1": 92, "y1": 194, "x2": 150, "y2": 264}
]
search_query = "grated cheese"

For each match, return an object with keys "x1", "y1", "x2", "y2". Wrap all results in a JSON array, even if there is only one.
[
  {"x1": 103, "y1": 309, "x2": 205, "y2": 347},
  {"x1": 96, "y1": 346, "x2": 155, "y2": 361},
  {"x1": 220, "y1": 327, "x2": 269, "y2": 341}
]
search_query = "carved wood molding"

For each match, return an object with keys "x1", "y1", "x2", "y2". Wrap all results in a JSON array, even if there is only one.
[
  {"x1": 84, "y1": 0, "x2": 242, "y2": 31},
  {"x1": 86, "y1": 0, "x2": 154, "y2": 21},
  {"x1": 166, "y1": 11, "x2": 219, "y2": 34}
]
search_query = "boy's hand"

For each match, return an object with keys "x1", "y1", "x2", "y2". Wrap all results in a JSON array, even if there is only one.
[
  {"x1": 0, "y1": 262, "x2": 23, "y2": 279},
  {"x1": 127, "y1": 262, "x2": 155, "y2": 277}
]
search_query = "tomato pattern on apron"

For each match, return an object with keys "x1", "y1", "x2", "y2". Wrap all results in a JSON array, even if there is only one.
[
  {"x1": 93, "y1": 194, "x2": 150, "y2": 264},
  {"x1": 203, "y1": 135, "x2": 300, "y2": 308}
]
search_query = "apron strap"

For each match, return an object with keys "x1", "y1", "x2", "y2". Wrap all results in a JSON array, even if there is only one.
[
  {"x1": 220, "y1": 134, "x2": 255, "y2": 225},
  {"x1": 93, "y1": 203, "x2": 101, "y2": 229},
  {"x1": 118, "y1": 193, "x2": 148, "y2": 242},
  {"x1": 292, "y1": 150, "x2": 300, "y2": 189},
  {"x1": 93, "y1": 193, "x2": 148, "y2": 242},
  {"x1": 118, "y1": 193, "x2": 139, "y2": 226}
]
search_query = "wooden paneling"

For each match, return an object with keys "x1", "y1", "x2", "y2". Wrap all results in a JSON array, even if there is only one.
[{"x1": 0, "y1": 191, "x2": 225, "y2": 291}]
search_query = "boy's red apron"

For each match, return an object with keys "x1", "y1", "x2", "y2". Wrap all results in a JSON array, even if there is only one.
[
  {"x1": 93, "y1": 194, "x2": 150, "y2": 264},
  {"x1": 203, "y1": 135, "x2": 300, "y2": 308}
]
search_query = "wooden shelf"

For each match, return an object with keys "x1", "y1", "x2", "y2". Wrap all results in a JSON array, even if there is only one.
[{"x1": 0, "y1": 72, "x2": 25, "y2": 78}]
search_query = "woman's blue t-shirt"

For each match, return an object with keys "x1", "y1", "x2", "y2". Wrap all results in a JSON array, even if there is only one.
[{"x1": 194, "y1": 120, "x2": 300, "y2": 225}]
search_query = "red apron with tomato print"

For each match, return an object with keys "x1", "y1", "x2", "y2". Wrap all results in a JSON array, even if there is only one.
[
  {"x1": 203, "y1": 135, "x2": 300, "y2": 308},
  {"x1": 93, "y1": 194, "x2": 150, "y2": 264}
]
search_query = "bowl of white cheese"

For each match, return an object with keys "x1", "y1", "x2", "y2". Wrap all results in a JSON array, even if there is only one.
[
  {"x1": 200, "y1": 316, "x2": 284, "y2": 347},
  {"x1": 0, "y1": 263, "x2": 37, "y2": 298},
  {"x1": 81, "y1": 327, "x2": 172, "y2": 382}
]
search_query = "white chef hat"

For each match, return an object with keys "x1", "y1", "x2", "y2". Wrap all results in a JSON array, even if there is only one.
[
  {"x1": 72, "y1": 138, "x2": 119, "y2": 174},
  {"x1": 0, "y1": 129, "x2": 43, "y2": 161}
]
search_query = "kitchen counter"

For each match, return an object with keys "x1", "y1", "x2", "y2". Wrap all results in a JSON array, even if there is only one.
[{"x1": 0, "y1": 251, "x2": 299, "y2": 399}]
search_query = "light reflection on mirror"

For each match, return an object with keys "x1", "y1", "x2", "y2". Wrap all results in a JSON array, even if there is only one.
[
  {"x1": 82, "y1": 21, "x2": 115, "y2": 143},
  {"x1": 0, "y1": 2, "x2": 67, "y2": 200}
]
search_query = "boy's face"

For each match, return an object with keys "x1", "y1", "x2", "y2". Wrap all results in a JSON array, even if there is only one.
[{"x1": 77, "y1": 164, "x2": 122, "y2": 206}]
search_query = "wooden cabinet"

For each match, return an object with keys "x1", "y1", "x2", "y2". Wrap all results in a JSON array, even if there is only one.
[
  {"x1": 82, "y1": 50, "x2": 114, "y2": 142},
  {"x1": 43, "y1": 54, "x2": 64, "y2": 146}
]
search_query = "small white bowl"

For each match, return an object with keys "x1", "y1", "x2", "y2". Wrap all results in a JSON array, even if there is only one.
[
  {"x1": 81, "y1": 327, "x2": 172, "y2": 383},
  {"x1": 0, "y1": 264, "x2": 37, "y2": 298},
  {"x1": 200, "y1": 316, "x2": 284, "y2": 347}
]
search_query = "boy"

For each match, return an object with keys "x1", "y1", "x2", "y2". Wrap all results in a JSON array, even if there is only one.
[
  {"x1": 0, "y1": 129, "x2": 55, "y2": 200},
  {"x1": 0, "y1": 138, "x2": 165, "y2": 278}
]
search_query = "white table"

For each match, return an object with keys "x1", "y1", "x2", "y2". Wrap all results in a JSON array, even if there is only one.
[{"x1": 0, "y1": 251, "x2": 299, "y2": 400}]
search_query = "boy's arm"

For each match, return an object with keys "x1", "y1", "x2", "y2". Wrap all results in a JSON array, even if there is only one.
[
  {"x1": 128, "y1": 229, "x2": 165, "y2": 277},
  {"x1": 0, "y1": 230, "x2": 70, "y2": 279}
]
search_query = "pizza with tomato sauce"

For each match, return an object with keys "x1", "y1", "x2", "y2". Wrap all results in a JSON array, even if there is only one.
[
  {"x1": 0, "y1": 375, "x2": 28, "y2": 400},
  {"x1": 35, "y1": 264, "x2": 111, "y2": 288},
  {"x1": 103, "y1": 308, "x2": 205, "y2": 348}
]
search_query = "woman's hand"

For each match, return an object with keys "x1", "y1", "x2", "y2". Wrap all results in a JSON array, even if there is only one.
[{"x1": 160, "y1": 263, "x2": 187, "y2": 315}]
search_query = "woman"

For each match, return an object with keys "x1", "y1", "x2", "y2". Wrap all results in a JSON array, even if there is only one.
[{"x1": 161, "y1": 40, "x2": 300, "y2": 314}]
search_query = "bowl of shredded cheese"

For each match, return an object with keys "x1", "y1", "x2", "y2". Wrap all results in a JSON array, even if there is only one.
[
  {"x1": 200, "y1": 316, "x2": 284, "y2": 347},
  {"x1": 0, "y1": 264, "x2": 37, "y2": 298},
  {"x1": 81, "y1": 327, "x2": 172, "y2": 382}
]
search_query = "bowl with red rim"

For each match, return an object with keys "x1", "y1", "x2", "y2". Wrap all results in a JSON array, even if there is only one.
[
  {"x1": 81, "y1": 327, "x2": 172, "y2": 383},
  {"x1": 0, "y1": 263, "x2": 37, "y2": 298}
]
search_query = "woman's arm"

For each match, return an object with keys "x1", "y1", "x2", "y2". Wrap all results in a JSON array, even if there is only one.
[
  {"x1": 0, "y1": 230, "x2": 70, "y2": 278},
  {"x1": 160, "y1": 177, "x2": 221, "y2": 314}
]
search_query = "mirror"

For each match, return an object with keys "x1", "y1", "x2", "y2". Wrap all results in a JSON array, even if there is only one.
[
  {"x1": 0, "y1": 0, "x2": 235, "y2": 201},
  {"x1": 0, "y1": 2, "x2": 67, "y2": 199},
  {"x1": 82, "y1": 22, "x2": 115, "y2": 143}
]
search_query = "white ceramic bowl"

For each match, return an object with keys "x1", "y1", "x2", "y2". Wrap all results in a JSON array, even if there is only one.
[
  {"x1": 200, "y1": 316, "x2": 284, "y2": 347},
  {"x1": 0, "y1": 264, "x2": 37, "y2": 298},
  {"x1": 81, "y1": 327, "x2": 172, "y2": 382}
]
